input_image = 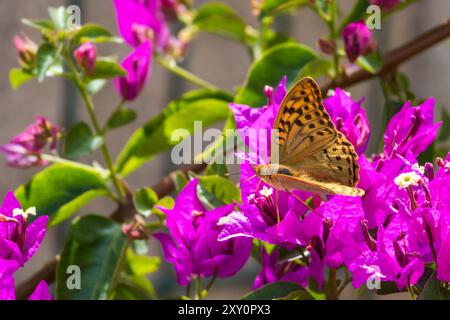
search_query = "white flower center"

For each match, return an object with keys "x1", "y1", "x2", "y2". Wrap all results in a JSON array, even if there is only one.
[
  {"x1": 259, "y1": 186, "x2": 273, "y2": 198},
  {"x1": 394, "y1": 171, "x2": 421, "y2": 189},
  {"x1": 12, "y1": 207, "x2": 36, "y2": 219},
  {"x1": 412, "y1": 163, "x2": 425, "y2": 174}
]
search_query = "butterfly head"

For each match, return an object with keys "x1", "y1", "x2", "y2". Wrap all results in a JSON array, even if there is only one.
[{"x1": 254, "y1": 164, "x2": 293, "y2": 178}]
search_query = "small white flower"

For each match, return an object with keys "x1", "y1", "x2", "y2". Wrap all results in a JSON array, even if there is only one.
[
  {"x1": 394, "y1": 171, "x2": 421, "y2": 189},
  {"x1": 412, "y1": 163, "x2": 425, "y2": 174},
  {"x1": 247, "y1": 194, "x2": 256, "y2": 204},
  {"x1": 259, "y1": 186, "x2": 273, "y2": 198},
  {"x1": 12, "y1": 207, "x2": 36, "y2": 219},
  {"x1": 327, "y1": 89, "x2": 335, "y2": 97}
]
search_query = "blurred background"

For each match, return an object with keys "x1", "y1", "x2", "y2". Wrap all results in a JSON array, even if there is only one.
[{"x1": 1, "y1": 0, "x2": 449, "y2": 299}]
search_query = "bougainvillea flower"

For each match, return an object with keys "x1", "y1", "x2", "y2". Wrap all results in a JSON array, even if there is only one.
[
  {"x1": 113, "y1": 0, "x2": 170, "y2": 50},
  {"x1": 384, "y1": 98, "x2": 441, "y2": 160},
  {"x1": 27, "y1": 280, "x2": 52, "y2": 300},
  {"x1": 253, "y1": 247, "x2": 309, "y2": 289},
  {"x1": 0, "y1": 116, "x2": 60, "y2": 168},
  {"x1": 0, "y1": 259, "x2": 18, "y2": 300},
  {"x1": 73, "y1": 41, "x2": 97, "y2": 75},
  {"x1": 0, "y1": 191, "x2": 48, "y2": 267},
  {"x1": 342, "y1": 20, "x2": 376, "y2": 63},
  {"x1": 114, "y1": 41, "x2": 152, "y2": 101},
  {"x1": 370, "y1": 0, "x2": 401, "y2": 10},
  {"x1": 154, "y1": 178, "x2": 252, "y2": 286},
  {"x1": 324, "y1": 88, "x2": 371, "y2": 154}
]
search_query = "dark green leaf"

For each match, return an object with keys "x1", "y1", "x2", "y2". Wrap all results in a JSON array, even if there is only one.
[
  {"x1": 116, "y1": 89, "x2": 233, "y2": 176},
  {"x1": 339, "y1": 0, "x2": 370, "y2": 32},
  {"x1": 196, "y1": 176, "x2": 240, "y2": 210},
  {"x1": 72, "y1": 24, "x2": 114, "y2": 45},
  {"x1": 356, "y1": 51, "x2": 383, "y2": 74},
  {"x1": 275, "y1": 289, "x2": 314, "y2": 300},
  {"x1": 15, "y1": 164, "x2": 111, "y2": 226},
  {"x1": 172, "y1": 171, "x2": 189, "y2": 194},
  {"x1": 9, "y1": 68, "x2": 36, "y2": 90},
  {"x1": 438, "y1": 108, "x2": 450, "y2": 142},
  {"x1": 235, "y1": 43, "x2": 317, "y2": 107},
  {"x1": 297, "y1": 58, "x2": 334, "y2": 79},
  {"x1": 64, "y1": 122, "x2": 104, "y2": 159},
  {"x1": 418, "y1": 271, "x2": 450, "y2": 300},
  {"x1": 88, "y1": 59, "x2": 127, "y2": 80},
  {"x1": 114, "y1": 274, "x2": 156, "y2": 300},
  {"x1": 107, "y1": 108, "x2": 137, "y2": 130},
  {"x1": 134, "y1": 188, "x2": 158, "y2": 218},
  {"x1": 56, "y1": 215, "x2": 127, "y2": 300},
  {"x1": 36, "y1": 43, "x2": 57, "y2": 81},
  {"x1": 242, "y1": 281, "x2": 303, "y2": 300},
  {"x1": 193, "y1": 2, "x2": 250, "y2": 44},
  {"x1": 205, "y1": 162, "x2": 228, "y2": 177}
]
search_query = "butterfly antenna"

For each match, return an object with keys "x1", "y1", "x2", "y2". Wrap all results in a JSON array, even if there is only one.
[
  {"x1": 242, "y1": 174, "x2": 257, "y2": 184},
  {"x1": 253, "y1": 178, "x2": 262, "y2": 195}
]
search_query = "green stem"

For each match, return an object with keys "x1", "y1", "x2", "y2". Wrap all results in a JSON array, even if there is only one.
[
  {"x1": 203, "y1": 272, "x2": 217, "y2": 298},
  {"x1": 327, "y1": 0, "x2": 340, "y2": 81},
  {"x1": 108, "y1": 237, "x2": 131, "y2": 299},
  {"x1": 195, "y1": 276, "x2": 202, "y2": 300},
  {"x1": 65, "y1": 51, "x2": 125, "y2": 202},
  {"x1": 102, "y1": 99, "x2": 126, "y2": 133},
  {"x1": 156, "y1": 56, "x2": 220, "y2": 91}
]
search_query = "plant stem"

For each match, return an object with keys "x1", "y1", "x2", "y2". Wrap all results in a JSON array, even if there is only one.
[
  {"x1": 195, "y1": 276, "x2": 202, "y2": 300},
  {"x1": 327, "y1": 268, "x2": 339, "y2": 300},
  {"x1": 65, "y1": 52, "x2": 125, "y2": 202},
  {"x1": 203, "y1": 272, "x2": 218, "y2": 297},
  {"x1": 108, "y1": 237, "x2": 131, "y2": 299},
  {"x1": 156, "y1": 56, "x2": 220, "y2": 91},
  {"x1": 327, "y1": 0, "x2": 340, "y2": 81}
]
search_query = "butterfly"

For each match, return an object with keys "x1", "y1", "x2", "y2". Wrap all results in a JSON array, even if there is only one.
[{"x1": 253, "y1": 77, "x2": 365, "y2": 196}]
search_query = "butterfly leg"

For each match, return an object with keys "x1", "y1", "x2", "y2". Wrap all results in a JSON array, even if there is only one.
[
  {"x1": 285, "y1": 190, "x2": 324, "y2": 219},
  {"x1": 275, "y1": 189, "x2": 281, "y2": 242}
]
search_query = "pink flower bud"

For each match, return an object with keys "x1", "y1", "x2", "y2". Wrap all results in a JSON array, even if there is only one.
[
  {"x1": 13, "y1": 33, "x2": 37, "y2": 69},
  {"x1": 318, "y1": 38, "x2": 335, "y2": 55},
  {"x1": 73, "y1": 42, "x2": 97, "y2": 75},
  {"x1": 342, "y1": 20, "x2": 377, "y2": 63}
]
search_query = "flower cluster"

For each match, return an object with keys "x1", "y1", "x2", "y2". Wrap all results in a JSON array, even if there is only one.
[
  {"x1": 1, "y1": 116, "x2": 60, "y2": 168},
  {"x1": 0, "y1": 192, "x2": 50, "y2": 300},
  {"x1": 218, "y1": 77, "x2": 447, "y2": 292}
]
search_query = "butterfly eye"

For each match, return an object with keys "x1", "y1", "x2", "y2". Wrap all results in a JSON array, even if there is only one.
[{"x1": 278, "y1": 167, "x2": 293, "y2": 176}]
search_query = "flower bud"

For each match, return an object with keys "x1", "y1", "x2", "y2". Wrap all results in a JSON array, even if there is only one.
[
  {"x1": 318, "y1": 38, "x2": 335, "y2": 55},
  {"x1": 13, "y1": 33, "x2": 37, "y2": 69},
  {"x1": 342, "y1": 20, "x2": 377, "y2": 63},
  {"x1": 73, "y1": 42, "x2": 97, "y2": 75}
]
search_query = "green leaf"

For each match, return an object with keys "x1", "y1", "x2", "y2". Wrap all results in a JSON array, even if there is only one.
[
  {"x1": 259, "y1": 0, "x2": 309, "y2": 18},
  {"x1": 107, "y1": 108, "x2": 137, "y2": 130},
  {"x1": 9, "y1": 68, "x2": 36, "y2": 90},
  {"x1": 152, "y1": 196, "x2": 174, "y2": 217},
  {"x1": 114, "y1": 274, "x2": 156, "y2": 300},
  {"x1": 134, "y1": 188, "x2": 158, "y2": 218},
  {"x1": 172, "y1": 170, "x2": 189, "y2": 194},
  {"x1": 418, "y1": 271, "x2": 450, "y2": 300},
  {"x1": 126, "y1": 250, "x2": 160, "y2": 276},
  {"x1": 308, "y1": 277, "x2": 326, "y2": 300},
  {"x1": 205, "y1": 162, "x2": 228, "y2": 177},
  {"x1": 356, "y1": 51, "x2": 383, "y2": 74},
  {"x1": 116, "y1": 89, "x2": 233, "y2": 176},
  {"x1": 196, "y1": 176, "x2": 240, "y2": 210},
  {"x1": 242, "y1": 281, "x2": 304, "y2": 300},
  {"x1": 339, "y1": 0, "x2": 370, "y2": 32},
  {"x1": 64, "y1": 122, "x2": 104, "y2": 159},
  {"x1": 56, "y1": 215, "x2": 127, "y2": 300},
  {"x1": 72, "y1": 24, "x2": 114, "y2": 45},
  {"x1": 21, "y1": 18, "x2": 55, "y2": 32},
  {"x1": 15, "y1": 164, "x2": 111, "y2": 226},
  {"x1": 235, "y1": 43, "x2": 317, "y2": 107},
  {"x1": 48, "y1": 6, "x2": 67, "y2": 30},
  {"x1": 88, "y1": 59, "x2": 127, "y2": 80},
  {"x1": 275, "y1": 290, "x2": 314, "y2": 300},
  {"x1": 297, "y1": 58, "x2": 334, "y2": 79},
  {"x1": 36, "y1": 43, "x2": 57, "y2": 82},
  {"x1": 193, "y1": 2, "x2": 250, "y2": 44},
  {"x1": 438, "y1": 108, "x2": 450, "y2": 142},
  {"x1": 86, "y1": 79, "x2": 108, "y2": 95}
]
